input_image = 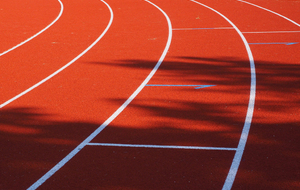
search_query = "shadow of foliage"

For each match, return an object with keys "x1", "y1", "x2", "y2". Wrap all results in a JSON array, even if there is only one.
[{"x1": 0, "y1": 55, "x2": 299, "y2": 189}]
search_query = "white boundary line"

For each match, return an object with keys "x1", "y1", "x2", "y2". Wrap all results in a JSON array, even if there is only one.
[
  {"x1": 242, "y1": 30, "x2": 300, "y2": 34},
  {"x1": 189, "y1": 1, "x2": 256, "y2": 190},
  {"x1": 27, "y1": 0, "x2": 172, "y2": 189},
  {"x1": 0, "y1": 1, "x2": 112, "y2": 109},
  {"x1": 87, "y1": 143, "x2": 237, "y2": 151},
  {"x1": 173, "y1": 27, "x2": 233, "y2": 30},
  {"x1": 237, "y1": 0, "x2": 300, "y2": 27},
  {"x1": 0, "y1": 0, "x2": 64, "y2": 57}
]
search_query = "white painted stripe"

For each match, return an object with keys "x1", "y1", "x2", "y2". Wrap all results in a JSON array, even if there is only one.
[
  {"x1": 243, "y1": 30, "x2": 300, "y2": 34},
  {"x1": 0, "y1": 0, "x2": 64, "y2": 57},
  {"x1": 27, "y1": 0, "x2": 172, "y2": 189},
  {"x1": 26, "y1": 2, "x2": 113, "y2": 189},
  {"x1": 173, "y1": 27, "x2": 233, "y2": 30},
  {"x1": 0, "y1": 1, "x2": 112, "y2": 109},
  {"x1": 87, "y1": 143, "x2": 237, "y2": 151},
  {"x1": 237, "y1": 0, "x2": 300, "y2": 27},
  {"x1": 189, "y1": 1, "x2": 256, "y2": 190}
]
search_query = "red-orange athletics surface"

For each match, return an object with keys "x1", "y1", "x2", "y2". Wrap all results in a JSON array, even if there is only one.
[{"x1": 0, "y1": 0, "x2": 299, "y2": 189}]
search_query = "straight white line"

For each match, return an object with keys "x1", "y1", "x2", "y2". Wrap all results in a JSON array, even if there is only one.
[
  {"x1": 243, "y1": 30, "x2": 300, "y2": 34},
  {"x1": 237, "y1": 0, "x2": 300, "y2": 27},
  {"x1": 189, "y1": 1, "x2": 256, "y2": 190},
  {"x1": 0, "y1": 0, "x2": 64, "y2": 57},
  {"x1": 87, "y1": 143, "x2": 237, "y2": 151},
  {"x1": 173, "y1": 27, "x2": 233, "y2": 30},
  {"x1": 0, "y1": 1, "x2": 111, "y2": 109},
  {"x1": 26, "y1": 1, "x2": 114, "y2": 189},
  {"x1": 249, "y1": 42, "x2": 298, "y2": 45},
  {"x1": 27, "y1": 0, "x2": 172, "y2": 189}
]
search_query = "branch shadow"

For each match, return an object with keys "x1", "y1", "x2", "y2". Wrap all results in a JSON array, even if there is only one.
[
  {"x1": 84, "y1": 55, "x2": 300, "y2": 189},
  {"x1": 0, "y1": 55, "x2": 299, "y2": 189},
  {"x1": 0, "y1": 107, "x2": 99, "y2": 189}
]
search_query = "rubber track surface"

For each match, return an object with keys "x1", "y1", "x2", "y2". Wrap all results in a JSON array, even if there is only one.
[{"x1": 0, "y1": 0, "x2": 299, "y2": 189}]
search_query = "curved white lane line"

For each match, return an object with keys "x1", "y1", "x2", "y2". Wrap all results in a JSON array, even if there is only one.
[
  {"x1": 0, "y1": 0, "x2": 113, "y2": 109},
  {"x1": 27, "y1": 0, "x2": 171, "y2": 189},
  {"x1": 0, "y1": 0, "x2": 64, "y2": 57},
  {"x1": 237, "y1": 0, "x2": 300, "y2": 27},
  {"x1": 189, "y1": 1, "x2": 256, "y2": 190}
]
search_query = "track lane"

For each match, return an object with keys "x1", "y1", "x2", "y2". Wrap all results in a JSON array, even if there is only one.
[
  {"x1": 25, "y1": 0, "x2": 172, "y2": 189},
  {"x1": 0, "y1": 0, "x2": 112, "y2": 109},
  {"x1": 0, "y1": 0, "x2": 63, "y2": 57},
  {"x1": 191, "y1": 0, "x2": 299, "y2": 189},
  {"x1": 1, "y1": 0, "x2": 170, "y2": 189},
  {"x1": 1, "y1": 0, "x2": 298, "y2": 189},
  {"x1": 0, "y1": 0, "x2": 110, "y2": 104},
  {"x1": 183, "y1": 1, "x2": 255, "y2": 189},
  {"x1": 238, "y1": 0, "x2": 300, "y2": 26},
  {"x1": 0, "y1": 0, "x2": 112, "y2": 189},
  {"x1": 49, "y1": 0, "x2": 255, "y2": 189},
  {"x1": 0, "y1": 0, "x2": 62, "y2": 54},
  {"x1": 236, "y1": 2, "x2": 300, "y2": 190}
]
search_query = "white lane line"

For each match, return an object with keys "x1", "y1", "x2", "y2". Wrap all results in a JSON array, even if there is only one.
[
  {"x1": 237, "y1": 0, "x2": 300, "y2": 27},
  {"x1": 87, "y1": 143, "x2": 238, "y2": 151},
  {"x1": 189, "y1": 1, "x2": 256, "y2": 190},
  {"x1": 248, "y1": 42, "x2": 298, "y2": 45},
  {"x1": 0, "y1": 1, "x2": 112, "y2": 109},
  {"x1": 0, "y1": 0, "x2": 64, "y2": 57},
  {"x1": 173, "y1": 27, "x2": 233, "y2": 30},
  {"x1": 146, "y1": 84, "x2": 216, "y2": 89},
  {"x1": 243, "y1": 30, "x2": 300, "y2": 34},
  {"x1": 27, "y1": 0, "x2": 172, "y2": 189}
]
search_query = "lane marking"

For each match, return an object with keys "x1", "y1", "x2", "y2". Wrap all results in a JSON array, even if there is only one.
[
  {"x1": 249, "y1": 42, "x2": 298, "y2": 45},
  {"x1": 27, "y1": 0, "x2": 172, "y2": 189},
  {"x1": 243, "y1": 30, "x2": 300, "y2": 34},
  {"x1": 237, "y1": 0, "x2": 300, "y2": 27},
  {"x1": 87, "y1": 143, "x2": 237, "y2": 151},
  {"x1": 189, "y1": 1, "x2": 256, "y2": 190},
  {"x1": 0, "y1": 0, "x2": 64, "y2": 57},
  {"x1": 173, "y1": 27, "x2": 233, "y2": 30},
  {"x1": 26, "y1": 1, "x2": 113, "y2": 188},
  {"x1": 146, "y1": 84, "x2": 216, "y2": 89},
  {"x1": 0, "y1": 1, "x2": 112, "y2": 109}
]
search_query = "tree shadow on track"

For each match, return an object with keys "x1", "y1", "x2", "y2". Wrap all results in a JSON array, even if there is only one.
[
  {"x1": 87, "y1": 55, "x2": 300, "y2": 115},
  {"x1": 0, "y1": 106, "x2": 234, "y2": 190},
  {"x1": 96, "y1": 98, "x2": 246, "y2": 148},
  {"x1": 0, "y1": 107, "x2": 99, "y2": 189},
  {"x1": 0, "y1": 56, "x2": 299, "y2": 189},
  {"x1": 87, "y1": 55, "x2": 300, "y2": 95},
  {"x1": 85, "y1": 56, "x2": 300, "y2": 189}
]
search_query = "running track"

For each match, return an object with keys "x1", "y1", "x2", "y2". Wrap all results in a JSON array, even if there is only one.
[{"x1": 0, "y1": 0, "x2": 299, "y2": 189}]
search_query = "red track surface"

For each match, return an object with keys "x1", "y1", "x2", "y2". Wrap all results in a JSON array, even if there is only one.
[{"x1": 0, "y1": 0, "x2": 299, "y2": 189}]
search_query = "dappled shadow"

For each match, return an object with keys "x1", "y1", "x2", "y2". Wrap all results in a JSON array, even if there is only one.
[
  {"x1": 94, "y1": 98, "x2": 247, "y2": 148},
  {"x1": 86, "y1": 55, "x2": 300, "y2": 113},
  {"x1": 0, "y1": 106, "x2": 235, "y2": 190},
  {"x1": 88, "y1": 56, "x2": 252, "y2": 87},
  {"x1": 86, "y1": 55, "x2": 300, "y2": 96},
  {"x1": 0, "y1": 55, "x2": 299, "y2": 189},
  {"x1": 0, "y1": 107, "x2": 100, "y2": 189},
  {"x1": 84, "y1": 56, "x2": 300, "y2": 189}
]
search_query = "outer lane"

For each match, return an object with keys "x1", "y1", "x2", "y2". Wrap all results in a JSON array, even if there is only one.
[
  {"x1": 192, "y1": 0, "x2": 300, "y2": 189},
  {"x1": 239, "y1": 0, "x2": 300, "y2": 26}
]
